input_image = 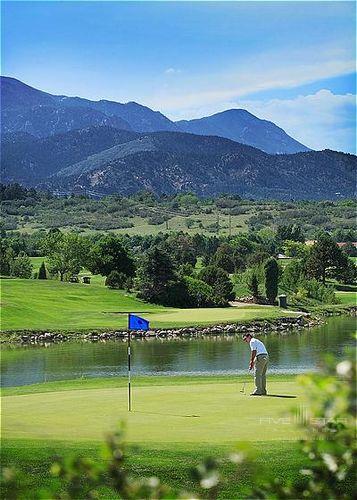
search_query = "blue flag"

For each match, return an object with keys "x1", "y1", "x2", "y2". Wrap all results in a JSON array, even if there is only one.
[{"x1": 128, "y1": 314, "x2": 150, "y2": 331}]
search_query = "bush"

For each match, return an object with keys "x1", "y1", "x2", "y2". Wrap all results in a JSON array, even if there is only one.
[
  {"x1": 294, "y1": 279, "x2": 337, "y2": 304},
  {"x1": 147, "y1": 214, "x2": 168, "y2": 225},
  {"x1": 10, "y1": 252, "x2": 33, "y2": 279},
  {"x1": 105, "y1": 271, "x2": 128, "y2": 289},
  {"x1": 183, "y1": 276, "x2": 215, "y2": 307}
]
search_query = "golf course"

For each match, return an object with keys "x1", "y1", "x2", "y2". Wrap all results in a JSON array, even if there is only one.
[
  {"x1": 2, "y1": 374, "x2": 309, "y2": 497},
  {"x1": 1, "y1": 277, "x2": 301, "y2": 332}
]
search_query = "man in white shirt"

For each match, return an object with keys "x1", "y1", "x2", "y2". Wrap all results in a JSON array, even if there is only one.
[{"x1": 242, "y1": 333, "x2": 269, "y2": 395}]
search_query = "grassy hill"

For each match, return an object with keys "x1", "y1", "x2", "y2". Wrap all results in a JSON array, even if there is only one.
[{"x1": 2, "y1": 191, "x2": 356, "y2": 238}]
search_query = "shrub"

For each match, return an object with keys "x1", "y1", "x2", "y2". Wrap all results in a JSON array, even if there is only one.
[
  {"x1": 184, "y1": 276, "x2": 215, "y2": 307},
  {"x1": 105, "y1": 271, "x2": 128, "y2": 289},
  {"x1": 38, "y1": 261, "x2": 47, "y2": 279},
  {"x1": 10, "y1": 252, "x2": 33, "y2": 279},
  {"x1": 247, "y1": 272, "x2": 259, "y2": 300}
]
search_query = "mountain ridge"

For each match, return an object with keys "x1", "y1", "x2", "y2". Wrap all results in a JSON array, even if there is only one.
[{"x1": 1, "y1": 76, "x2": 309, "y2": 153}]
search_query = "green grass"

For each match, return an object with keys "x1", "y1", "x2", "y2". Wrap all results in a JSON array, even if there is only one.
[
  {"x1": 1, "y1": 439, "x2": 307, "y2": 498},
  {"x1": 335, "y1": 291, "x2": 357, "y2": 305},
  {"x1": 2, "y1": 376, "x2": 353, "y2": 498},
  {"x1": 29, "y1": 256, "x2": 47, "y2": 272},
  {"x1": 2, "y1": 378, "x2": 302, "y2": 443},
  {"x1": 1, "y1": 278, "x2": 298, "y2": 332},
  {"x1": 1, "y1": 373, "x2": 298, "y2": 397}
]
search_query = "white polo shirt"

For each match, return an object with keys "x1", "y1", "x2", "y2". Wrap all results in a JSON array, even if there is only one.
[{"x1": 249, "y1": 338, "x2": 268, "y2": 355}]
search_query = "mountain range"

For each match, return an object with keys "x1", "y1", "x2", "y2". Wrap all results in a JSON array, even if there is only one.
[
  {"x1": 1, "y1": 76, "x2": 356, "y2": 200},
  {"x1": 1, "y1": 76, "x2": 308, "y2": 153}
]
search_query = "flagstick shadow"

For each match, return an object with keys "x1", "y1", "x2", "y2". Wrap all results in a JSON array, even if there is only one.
[
  {"x1": 265, "y1": 394, "x2": 297, "y2": 398},
  {"x1": 133, "y1": 411, "x2": 200, "y2": 418}
]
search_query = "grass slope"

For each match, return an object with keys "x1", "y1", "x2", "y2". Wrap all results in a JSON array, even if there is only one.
[{"x1": 1, "y1": 278, "x2": 297, "y2": 331}]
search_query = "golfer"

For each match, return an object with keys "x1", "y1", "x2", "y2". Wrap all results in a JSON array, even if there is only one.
[{"x1": 242, "y1": 333, "x2": 269, "y2": 395}]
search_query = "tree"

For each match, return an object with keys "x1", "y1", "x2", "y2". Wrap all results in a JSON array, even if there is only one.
[
  {"x1": 164, "y1": 234, "x2": 197, "y2": 267},
  {"x1": 10, "y1": 252, "x2": 33, "y2": 278},
  {"x1": 38, "y1": 261, "x2": 47, "y2": 280},
  {"x1": 183, "y1": 276, "x2": 215, "y2": 307},
  {"x1": 136, "y1": 247, "x2": 181, "y2": 305},
  {"x1": 277, "y1": 224, "x2": 305, "y2": 243},
  {"x1": 41, "y1": 231, "x2": 89, "y2": 281},
  {"x1": 0, "y1": 240, "x2": 14, "y2": 276},
  {"x1": 211, "y1": 244, "x2": 235, "y2": 273},
  {"x1": 282, "y1": 259, "x2": 305, "y2": 292},
  {"x1": 105, "y1": 271, "x2": 128, "y2": 289},
  {"x1": 200, "y1": 265, "x2": 234, "y2": 306},
  {"x1": 88, "y1": 235, "x2": 135, "y2": 277},
  {"x1": 334, "y1": 258, "x2": 357, "y2": 285},
  {"x1": 264, "y1": 258, "x2": 279, "y2": 304},
  {"x1": 282, "y1": 240, "x2": 308, "y2": 259},
  {"x1": 247, "y1": 272, "x2": 259, "y2": 300},
  {"x1": 305, "y1": 233, "x2": 347, "y2": 285}
]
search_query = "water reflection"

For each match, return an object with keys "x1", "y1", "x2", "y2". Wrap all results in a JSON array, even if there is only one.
[{"x1": 1, "y1": 317, "x2": 355, "y2": 387}]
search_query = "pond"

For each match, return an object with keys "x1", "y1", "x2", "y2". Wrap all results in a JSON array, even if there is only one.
[{"x1": 1, "y1": 316, "x2": 355, "y2": 387}]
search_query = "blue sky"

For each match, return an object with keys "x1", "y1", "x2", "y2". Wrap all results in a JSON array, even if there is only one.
[{"x1": 1, "y1": 1, "x2": 356, "y2": 153}]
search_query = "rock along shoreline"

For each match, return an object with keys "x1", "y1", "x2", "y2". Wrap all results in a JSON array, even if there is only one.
[
  {"x1": 2, "y1": 306, "x2": 355, "y2": 346},
  {"x1": 0, "y1": 315, "x2": 320, "y2": 345}
]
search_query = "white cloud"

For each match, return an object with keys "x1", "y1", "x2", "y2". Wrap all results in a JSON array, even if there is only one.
[
  {"x1": 237, "y1": 90, "x2": 356, "y2": 152},
  {"x1": 145, "y1": 44, "x2": 356, "y2": 153},
  {"x1": 164, "y1": 67, "x2": 182, "y2": 75}
]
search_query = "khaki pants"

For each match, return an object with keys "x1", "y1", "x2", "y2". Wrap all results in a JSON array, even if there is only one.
[{"x1": 253, "y1": 354, "x2": 268, "y2": 395}]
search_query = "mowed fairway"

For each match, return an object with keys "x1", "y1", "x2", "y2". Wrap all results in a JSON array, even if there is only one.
[
  {"x1": 1, "y1": 278, "x2": 297, "y2": 331},
  {"x1": 2, "y1": 378, "x2": 302, "y2": 443}
]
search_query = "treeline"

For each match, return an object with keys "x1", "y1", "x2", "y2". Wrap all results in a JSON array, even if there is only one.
[
  {"x1": 1, "y1": 184, "x2": 356, "y2": 237},
  {"x1": 1, "y1": 225, "x2": 355, "y2": 308}
]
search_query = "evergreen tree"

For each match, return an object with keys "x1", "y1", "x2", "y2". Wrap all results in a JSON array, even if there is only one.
[
  {"x1": 38, "y1": 261, "x2": 47, "y2": 279},
  {"x1": 136, "y1": 247, "x2": 181, "y2": 305},
  {"x1": 248, "y1": 272, "x2": 259, "y2": 300},
  {"x1": 200, "y1": 265, "x2": 234, "y2": 305},
  {"x1": 264, "y1": 258, "x2": 279, "y2": 304}
]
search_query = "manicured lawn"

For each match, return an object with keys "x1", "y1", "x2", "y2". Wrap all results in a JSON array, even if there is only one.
[
  {"x1": 1, "y1": 278, "x2": 297, "y2": 331},
  {"x1": 335, "y1": 291, "x2": 357, "y2": 305},
  {"x1": 2, "y1": 377, "x2": 303, "y2": 443},
  {"x1": 2, "y1": 376, "x2": 354, "y2": 498},
  {"x1": 1, "y1": 376, "x2": 305, "y2": 497}
]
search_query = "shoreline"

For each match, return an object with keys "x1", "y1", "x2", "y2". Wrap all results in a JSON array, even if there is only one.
[{"x1": 1, "y1": 306, "x2": 355, "y2": 345}]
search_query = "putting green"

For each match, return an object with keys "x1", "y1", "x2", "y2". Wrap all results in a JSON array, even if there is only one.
[{"x1": 2, "y1": 380, "x2": 303, "y2": 443}]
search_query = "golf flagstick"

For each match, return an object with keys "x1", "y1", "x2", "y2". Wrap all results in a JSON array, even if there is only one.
[
  {"x1": 127, "y1": 313, "x2": 150, "y2": 412},
  {"x1": 128, "y1": 328, "x2": 132, "y2": 412}
]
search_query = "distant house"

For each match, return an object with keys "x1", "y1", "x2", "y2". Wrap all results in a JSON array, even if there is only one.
[
  {"x1": 337, "y1": 242, "x2": 357, "y2": 248},
  {"x1": 305, "y1": 240, "x2": 357, "y2": 248},
  {"x1": 277, "y1": 253, "x2": 291, "y2": 259}
]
